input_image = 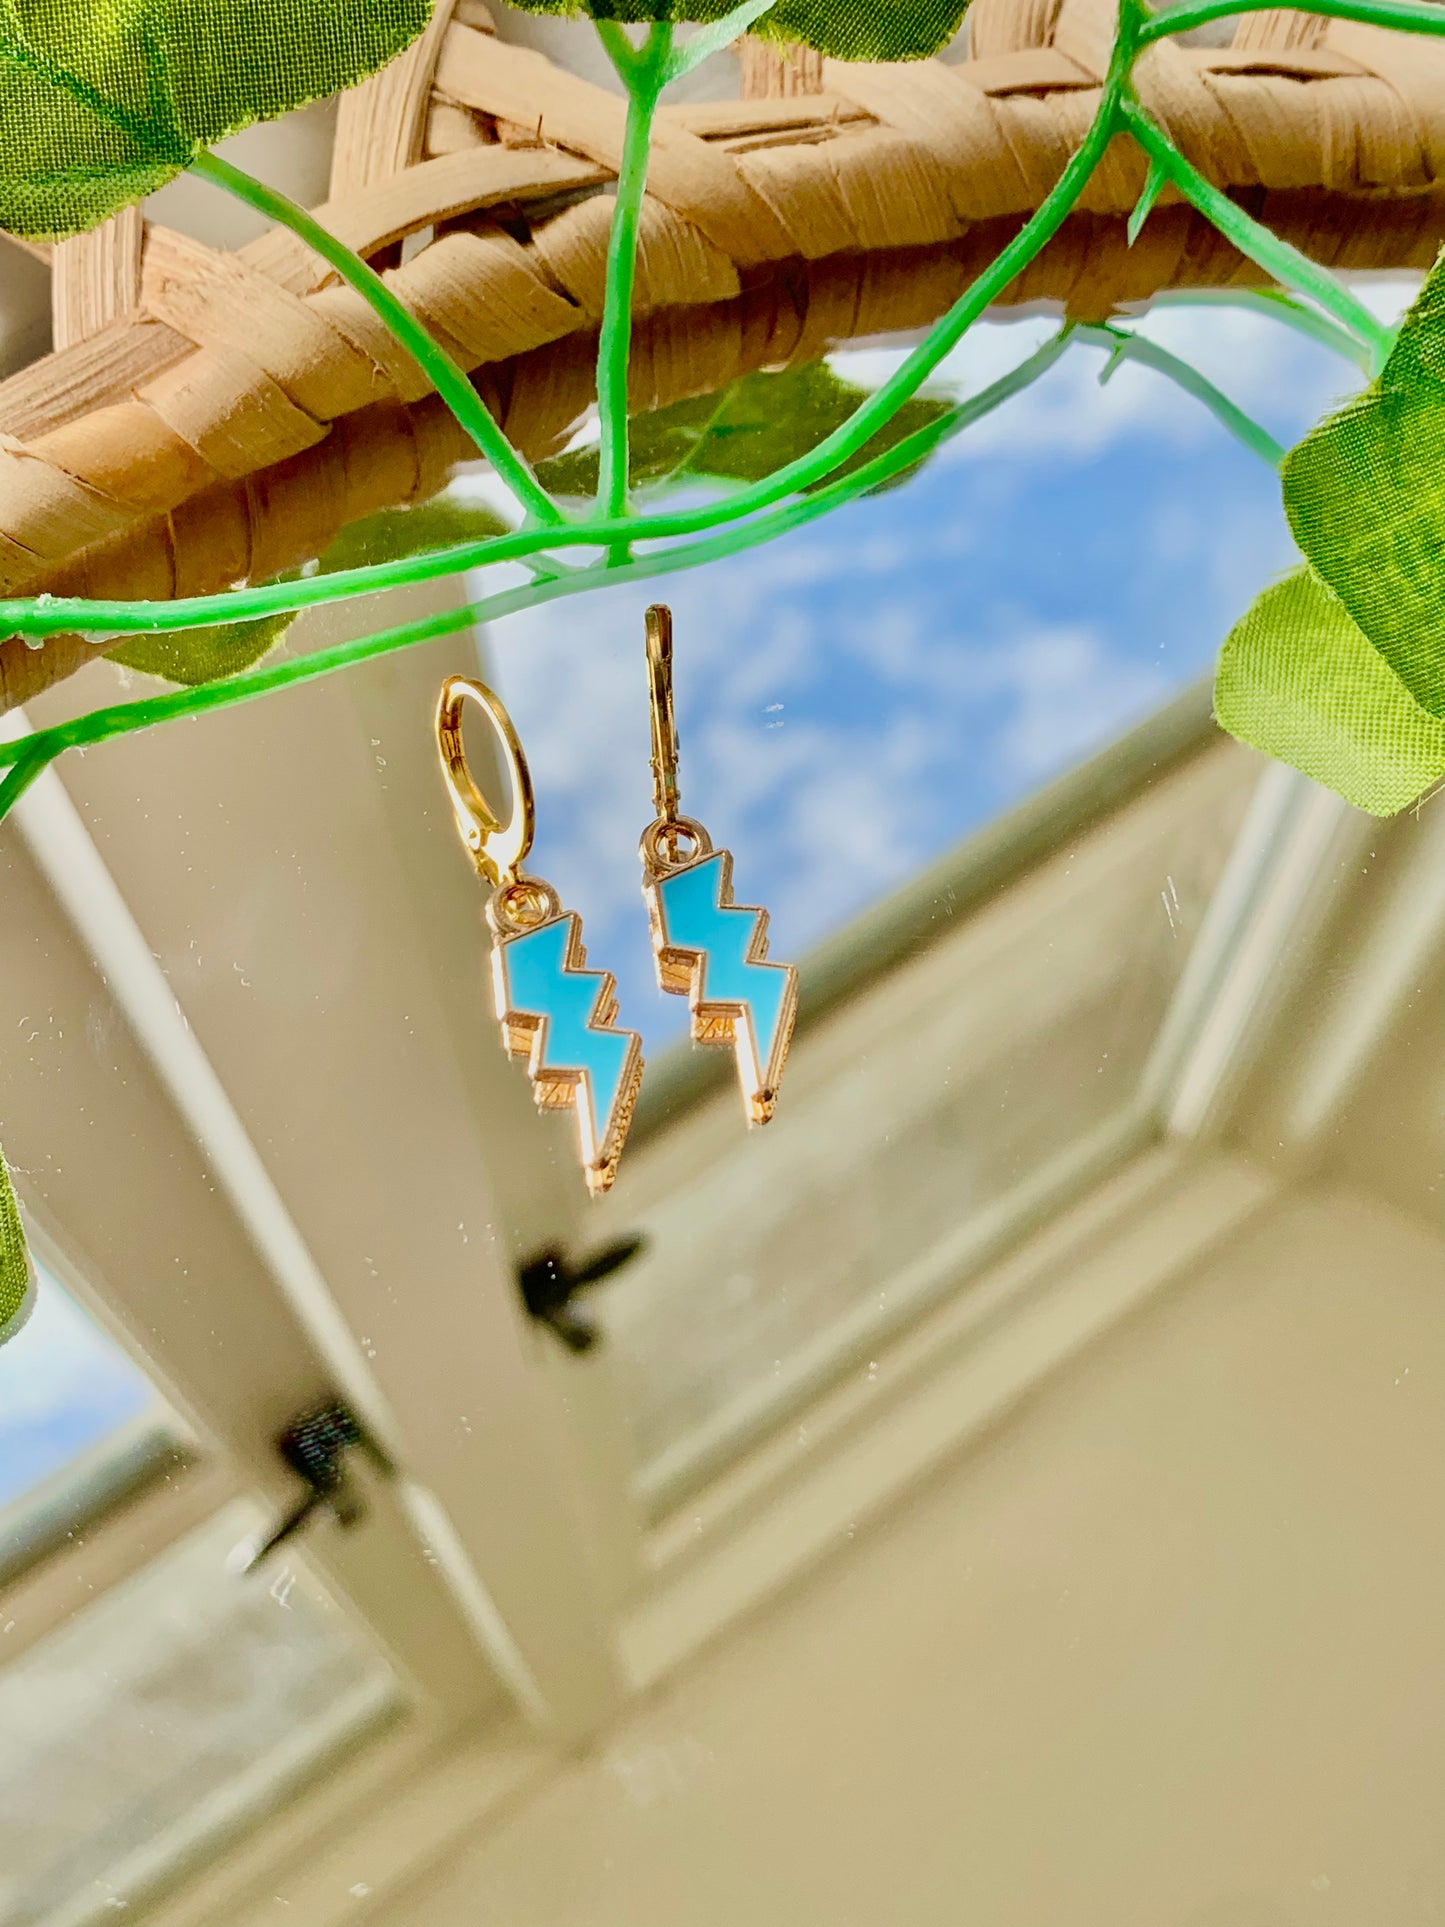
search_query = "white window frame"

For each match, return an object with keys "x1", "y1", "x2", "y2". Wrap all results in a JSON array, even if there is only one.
[
  {"x1": 1, "y1": 589, "x2": 1389, "y2": 1922},
  {"x1": 2, "y1": 594, "x2": 628, "y2": 1740}
]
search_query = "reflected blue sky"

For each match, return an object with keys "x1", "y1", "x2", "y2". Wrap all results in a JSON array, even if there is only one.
[
  {"x1": 488, "y1": 289, "x2": 1411, "y2": 1055},
  {"x1": 0, "y1": 285, "x2": 1416, "y2": 1509},
  {"x1": 0, "y1": 1268, "x2": 155, "y2": 1516}
]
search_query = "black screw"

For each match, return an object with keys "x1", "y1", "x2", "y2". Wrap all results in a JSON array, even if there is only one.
[
  {"x1": 518, "y1": 1236, "x2": 645, "y2": 1352},
  {"x1": 234, "y1": 1401, "x2": 393, "y2": 1573}
]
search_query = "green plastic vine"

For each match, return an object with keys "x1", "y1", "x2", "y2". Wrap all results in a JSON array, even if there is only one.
[
  {"x1": 4, "y1": 0, "x2": 1445, "y2": 821},
  {"x1": 1, "y1": 328, "x2": 1074, "y2": 779},
  {"x1": 0, "y1": 6, "x2": 1140, "y2": 651},
  {"x1": 1072, "y1": 323, "x2": 1286, "y2": 470},
  {"x1": 187, "y1": 152, "x2": 563, "y2": 527},
  {"x1": 10, "y1": 0, "x2": 1445, "y2": 1315},
  {"x1": 595, "y1": 19, "x2": 674, "y2": 527},
  {"x1": 1138, "y1": 0, "x2": 1445, "y2": 42},
  {"x1": 1116, "y1": 99, "x2": 1394, "y2": 375},
  {"x1": 1147, "y1": 290, "x2": 1379, "y2": 376}
]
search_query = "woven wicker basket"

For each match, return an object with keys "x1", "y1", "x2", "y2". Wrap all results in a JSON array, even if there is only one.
[{"x1": 4, "y1": 0, "x2": 1445, "y2": 714}]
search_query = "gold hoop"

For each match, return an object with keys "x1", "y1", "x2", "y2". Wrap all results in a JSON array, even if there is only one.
[{"x1": 435, "y1": 675, "x2": 535, "y2": 886}]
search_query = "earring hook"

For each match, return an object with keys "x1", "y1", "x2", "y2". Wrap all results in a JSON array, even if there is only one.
[
  {"x1": 435, "y1": 675, "x2": 535, "y2": 886},
  {"x1": 646, "y1": 605, "x2": 681, "y2": 824}
]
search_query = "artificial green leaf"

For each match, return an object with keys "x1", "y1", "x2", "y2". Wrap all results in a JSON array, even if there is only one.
[
  {"x1": 538, "y1": 361, "x2": 952, "y2": 501},
  {"x1": 108, "y1": 494, "x2": 511, "y2": 686},
  {"x1": 0, "y1": 0, "x2": 434, "y2": 238},
  {"x1": 1215, "y1": 565, "x2": 1445, "y2": 816},
  {"x1": 110, "y1": 607, "x2": 296, "y2": 685},
  {"x1": 538, "y1": 394, "x2": 716, "y2": 498},
  {"x1": 1, "y1": 1143, "x2": 36, "y2": 1347},
  {"x1": 494, "y1": 1, "x2": 745, "y2": 19},
  {"x1": 753, "y1": 0, "x2": 970, "y2": 59},
  {"x1": 319, "y1": 493, "x2": 512, "y2": 572},
  {"x1": 1282, "y1": 259, "x2": 1445, "y2": 714},
  {"x1": 500, "y1": 0, "x2": 969, "y2": 58}
]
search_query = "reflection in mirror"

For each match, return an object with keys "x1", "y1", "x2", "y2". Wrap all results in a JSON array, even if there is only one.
[
  {"x1": 0, "y1": 3, "x2": 1441, "y2": 1918},
  {"x1": 0, "y1": 1267, "x2": 165, "y2": 1533},
  {"x1": 0, "y1": 1504, "x2": 400, "y2": 1927},
  {"x1": 603, "y1": 731, "x2": 1257, "y2": 1501}
]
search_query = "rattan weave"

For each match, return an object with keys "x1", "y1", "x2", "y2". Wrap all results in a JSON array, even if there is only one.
[{"x1": 4, "y1": 0, "x2": 1445, "y2": 710}]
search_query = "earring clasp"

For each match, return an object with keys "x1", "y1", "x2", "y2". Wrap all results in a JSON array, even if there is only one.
[
  {"x1": 646, "y1": 605, "x2": 681, "y2": 824},
  {"x1": 435, "y1": 675, "x2": 535, "y2": 886}
]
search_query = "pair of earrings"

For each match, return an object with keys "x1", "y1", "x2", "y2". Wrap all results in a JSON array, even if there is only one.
[{"x1": 435, "y1": 606, "x2": 798, "y2": 1197}]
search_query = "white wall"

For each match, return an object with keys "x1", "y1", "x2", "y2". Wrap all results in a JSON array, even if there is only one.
[{"x1": 390, "y1": 1183, "x2": 1445, "y2": 1927}]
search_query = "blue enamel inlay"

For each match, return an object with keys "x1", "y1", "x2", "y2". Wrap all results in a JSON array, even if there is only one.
[
  {"x1": 498, "y1": 916, "x2": 632, "y2": 1148},
  {"x1": 656, "y1": 854, "x2": 790, "y2": 1073}
]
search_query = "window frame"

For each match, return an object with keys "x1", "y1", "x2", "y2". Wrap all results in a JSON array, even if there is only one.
[
  {"x1": 1, "y1": 595, "x2": 626, "y2": 1747},
  {"x1": 0, "y1": 605, "x2": 1382, "y2": 1923}
]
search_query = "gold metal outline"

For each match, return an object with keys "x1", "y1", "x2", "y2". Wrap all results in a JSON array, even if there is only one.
[
  {"x1": 643, "y1": 847, "x2": 798, "y2": 1126},
  {"x1": 491, "y1": 914, "x2": 644, "y2": 1198},
  {"x1": 639, "y1": 604, "x2": 797, "y2": 1125},
  {"x1": 435, "y1": 674, "x2": 535, "y2": 886},
  {"x1": 646, "y1": 603, "x2": 681, "y2": 825},
  {"x1": 435, "y1": 672, "x2": 642, "y2": 1194}
]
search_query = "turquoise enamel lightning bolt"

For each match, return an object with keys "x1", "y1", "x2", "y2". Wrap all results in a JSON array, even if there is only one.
[
  {"x1": 436, "y1": 676, "x2": 643, "y2": 1197},
  {"x1": 639, "y1": 607, "x2": 798, "y2": 1126}
]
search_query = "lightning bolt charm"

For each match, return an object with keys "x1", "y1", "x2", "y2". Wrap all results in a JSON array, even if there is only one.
[
  {"x1": 644, "y1": 843, "x2": 798, "y2": 1126},
  {"x1": 435, "y1": 673, "x2": 643, "y2": 1197},
  {"x1": 493, "y1": 910, "x2": 644, "y2": 1198},
  {"x1": 639, "y1": 605, "x2": 798, "y2": 1126}
]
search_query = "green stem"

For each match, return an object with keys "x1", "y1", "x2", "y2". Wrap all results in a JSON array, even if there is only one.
[
  {"x1": 1140, "y1": 0, "x2": 1445, "y2": 43},
  {"x1": 663, "y1": 0, "x2": 780, "y2": 80},
  {"x1": 1147, "y1": 288, "x2": 1378, "y2": 373},
  {"x1": 4, "y1": 59, "x2": 1135, "y2": 650},
  {"x1": 717, "y1": 27, "x2": 1136, "y2": 519},
  {"x1": 0, "y1": 751, "x2": 46, "y2": 819},
  {"x1": 596, "y1": 22, "x2": 673, "y2": 527},
  {"x1": 1118, "y1": 100, "x2": 1394, "y2": 373},
  {"x1": 187, "y1": 151, "x2": 564, "y2": 528},
  {"x1": 0, "y1": 333, "x2": 1078, "y2": 646},
  {"x1": 0, "y1": 514, "x2": 840, "y2": 797},
  {"x1": 0, "y1": 333, "x2": 1070, "y2": 791},
  {"x1": 1074, "y1": 322, "x2": 1285, "y2": 467}
]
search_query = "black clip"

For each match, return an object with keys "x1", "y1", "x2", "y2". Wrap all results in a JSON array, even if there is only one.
[
  {"x1": 518, "y1": 1236, "x2": 645, "y2": 1352},
  {"x1": 232, "y1": 1402, "x2": 394, "y2": 1574}
]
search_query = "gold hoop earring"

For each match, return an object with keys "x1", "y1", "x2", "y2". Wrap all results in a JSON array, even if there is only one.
[
  {"x1": 436, "y1": 676, "x2": 643, "y2": 1196},
  {"x1": 639, "y1": 606, "x2": 798, "y2": 1126}
]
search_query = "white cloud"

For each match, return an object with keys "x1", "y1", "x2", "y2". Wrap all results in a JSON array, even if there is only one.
[
  {"x1": 0, "y1": 1272, "x2": 153, "y2": 1508},
  {"x1": 473, "y1": 279, "x2": 1418, "y2": 981},
  {"x1": 832, "y1": 276, "x2": 1421, "y2": 473},
  {"x1": 970, "y1": 623, "x2": 1170, "y2": 782},
  {"x1": 0, "y1": 1276, "x2": 135, "y2": 1427},
  {"x1": 485, "y1": 561, "x2": 938, "y2": 960},
  {"x1": 483, "y1": 537, "x2": 1181, "y2": 971}
]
